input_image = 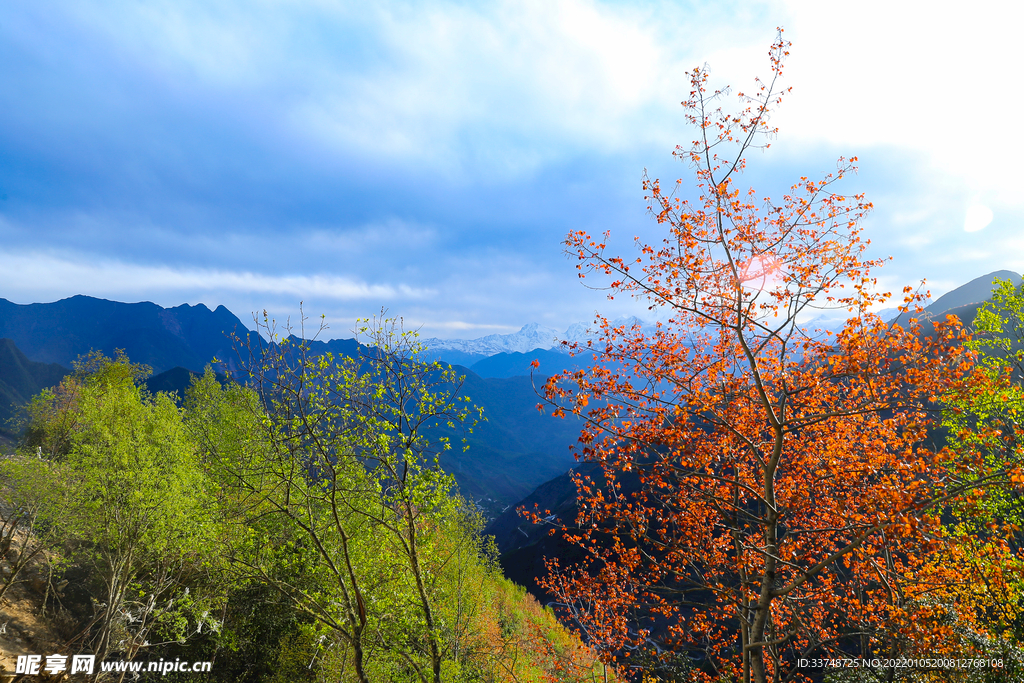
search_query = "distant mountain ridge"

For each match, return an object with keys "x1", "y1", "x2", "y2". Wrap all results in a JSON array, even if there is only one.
[
  {"x1": 421, "y1": 323, "x2": 563, "y2": 357},
  {"x1": 1, "y1": 272, "x2": 1019, "y2": 508},
  {"x1": 0, "y1": 296, "x2": 256, "y2": 375},
  {"x1": 888, "y1": 270, "x2": 1023, "y2": 331},
  {"x1": 420, "y1": 316, "x2": 655, "y2": 367},
  {"x1": 925, "y1": 270, "x2": 1022, "y2": 316},
  {"x1": 3, "y1": 270, "x2": 1019, "y2": 380},
  {"x1": 0, "y1": 296, "x2": 581, "y2": 512}
]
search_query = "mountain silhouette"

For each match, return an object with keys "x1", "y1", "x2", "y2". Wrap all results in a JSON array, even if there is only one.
[
  {"x1": 0, "y1": 296, "x2": 255, "y2": 374},
  {"x1": 0, "y1": 339, "x2": 68, "y2": 441}
]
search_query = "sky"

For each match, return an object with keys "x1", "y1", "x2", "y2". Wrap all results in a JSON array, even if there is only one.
[{"x1": 1, "y1": 0, "x2": 1022, "y2": 339}]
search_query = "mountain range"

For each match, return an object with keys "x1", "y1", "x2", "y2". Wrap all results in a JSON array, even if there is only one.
[
  {"x1": 420, "y1": 316, "x2": 655, "y2": 365},
  {"x1": 0, "y1": 339, "x2": 68, "y2": 440},
  {"x1": 0, "y1": 296, "x2": 254, "y2": 375},
  {"x1": 892, "y1": 269, "x2": 1022, "y2": 327},
  {"x1": 0, "y1": 296, "x2": 586, "y2": 513},
  {"x1": 0, "y1": 269, "x2": 1020, "y2": 519}
]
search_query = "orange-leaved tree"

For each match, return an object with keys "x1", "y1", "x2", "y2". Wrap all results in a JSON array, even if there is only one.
[{"x1": 535, "y1": 31, "x2": 1019, "y2": 683}]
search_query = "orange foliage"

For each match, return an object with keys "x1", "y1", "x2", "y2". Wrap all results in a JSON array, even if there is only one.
[{"x1": 535, "y1": 31, "x2": 1022, "y2": 683}]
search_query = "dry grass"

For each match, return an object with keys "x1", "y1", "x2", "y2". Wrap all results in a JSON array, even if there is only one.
[{"x1": 0, "y1": 528, "x2": 64, "y2": 681}]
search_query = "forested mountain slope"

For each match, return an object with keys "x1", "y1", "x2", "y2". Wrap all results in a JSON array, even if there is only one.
[
  {"x1": 144, "y1": 362, "x2": 581, "y2": 511},
  {"x1": 0, "y1": 339, "x2": 68, "y2": 442}
]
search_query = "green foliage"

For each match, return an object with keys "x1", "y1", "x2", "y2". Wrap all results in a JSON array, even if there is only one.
[
  {"x1": 12, "y1": 351, "x2": 225, "y2": 665},
  {"x1": 0, "y1": 338, "x2": 67, "y2": 438},
  {"x1": 925, "y1": 277, "x2": 1024, "y2": 663},
  {"x1": 2, "y1": 331, "x2": 605, "y2": 682},
  {"x1": 967, "y1": 276, "x2": 1024, "y2": 375},
  {"x1": 184, "y1": 312, "x2": 603, "y2": 682},
  {"x1": 0, "y1": 452, "x2": 67, "y2": 602},
  {"x1": 194, "y1": 313, "x2": 493, "y2": 681},
  {"x1": 947, "y1": 276, "x2": 1024, "y2": 528}
]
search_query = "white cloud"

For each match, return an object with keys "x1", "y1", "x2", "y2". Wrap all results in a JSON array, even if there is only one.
[
  {"x1": 964, "y1": 204, "x2": 993, "y2": 232},
  {"x1": 58, "y1": 0, "x2": 1018, "y2": 200},
  {"x1": 0, "y1": 251, "x2": 434, "y2": 303},
  {"x1": 285, "y1": 0, "x2": 687, "y2": 170},
  {"x1": 777, "y1": 0, "x2": 1024, "y2": 203},
  {"x1": 6, "y1": 0, "x2": 1021, "y2": 337},
  {"x1": 42, "y1": 0, "x2": 777, "y2": 178},
  {"x1": 300, "y1": 219, "x2": 438, "y2": 254}
]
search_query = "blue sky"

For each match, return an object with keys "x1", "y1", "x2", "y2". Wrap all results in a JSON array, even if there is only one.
[{"x1": 1, "y1": 0, "x2": 1021, "y2": 338}]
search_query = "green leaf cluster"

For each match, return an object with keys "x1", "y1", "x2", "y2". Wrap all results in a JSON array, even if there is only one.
[{"x1": 4, "y1": 350, "x2": 224, "y2": 666}]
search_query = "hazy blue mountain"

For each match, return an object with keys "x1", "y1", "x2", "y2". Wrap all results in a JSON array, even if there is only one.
[
  {"x1": 0, "y1": 296, "x2": 256, "y2": 374},
  {"x1": 0, "y1": 339, "x2": 68, "y2": 439},
  {"x1": 887, "y1": 270, "x2": 1023, "y2": 331},
  {"x1": 471, "y1": 348, "x2": 581, "y2": 379},
  {"x1": 420, "y1": 348, "x2": 489, "y2": 367},
  {"x1": 926, "y1": 270, "x2": 1021, "y2": 315},
  {"x1": 483, "y1": 462, "x2": 603, "y2": 600},
  {"x1": 468, "y1": 346, "x2": 628, "y2": 380},
  {"x1": 141, "y1": 358, "x2": 580, "y2": 514},
  {"x1": 437, "y1": 371, "x2": 582, "y2": 510}
]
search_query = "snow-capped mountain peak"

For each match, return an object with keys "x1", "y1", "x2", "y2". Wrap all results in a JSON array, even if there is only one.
[
  {"x1": 421, "y1": 317, "x2": 655, "y2": 357},
  {"x1": 419, "y1": 323, "x2": 562, "y2": 356}
]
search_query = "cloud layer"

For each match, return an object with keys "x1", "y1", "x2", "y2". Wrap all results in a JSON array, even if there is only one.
[{"x1": 1, "y1": 1, "x2": 1021, "y2": 337}]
